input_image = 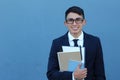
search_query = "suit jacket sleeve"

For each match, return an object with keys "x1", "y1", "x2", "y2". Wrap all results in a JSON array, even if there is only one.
[
  {"x1": 94, "y1": 38, "x2": 106, "y2": 80},
  {"x1": 46, "y1": 40, "x2": 72, "y2": 80},
  {"x1": 84, "y1": 33, "x2": 106, "y2": 80}
]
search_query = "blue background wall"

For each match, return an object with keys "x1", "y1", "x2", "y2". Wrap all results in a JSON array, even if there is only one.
[{"x1": 0, "y1": 0, "x2": 120, "y2": 80}]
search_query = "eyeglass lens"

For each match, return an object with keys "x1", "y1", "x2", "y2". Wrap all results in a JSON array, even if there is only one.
[{"x1": 66, "y1": 18, "x2": 83, "y2": 24}]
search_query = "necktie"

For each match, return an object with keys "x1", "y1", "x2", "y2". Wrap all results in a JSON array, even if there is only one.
[{"x1": 73, "y1": 39, "x2": 78, "y2": 47}]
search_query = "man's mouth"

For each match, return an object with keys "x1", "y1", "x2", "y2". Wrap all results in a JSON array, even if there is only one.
[{"x1": 72, "y1": 27, "x2": 78, "y2": 31}]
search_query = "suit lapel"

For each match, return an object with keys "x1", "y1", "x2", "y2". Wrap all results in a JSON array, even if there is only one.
[
  {"x1": 83, "y1": 32, "x2": 89, "y2": 67},
  {"x1": 62, "y1": 32, "x2": 70, "y2": 46},
  {"x1": 58, "y1": 32, "x2": 70, "y2": 52},
  {"x1": 83, "y1": 32, "x2": 89, "y2": 48}
]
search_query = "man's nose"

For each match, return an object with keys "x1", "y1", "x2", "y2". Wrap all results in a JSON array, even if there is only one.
[{"x1": 73, "y1": 21, "x2": 77, "y2": 25}]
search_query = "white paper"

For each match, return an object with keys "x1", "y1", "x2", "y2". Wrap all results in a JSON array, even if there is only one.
[
  {"x1": 62, "y1": 46, "x2": 80, "y2": 52},
  {"x1": 62, "y1": 46, "x2": 85, "y2": 66},
  {"x1": 81, "y1": 47, "x2": 85, "y2": 68}
]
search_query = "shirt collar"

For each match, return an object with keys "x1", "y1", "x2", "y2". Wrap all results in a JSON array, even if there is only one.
[{"x1": 68, "y1": 31, "x2": 84, "y2": 41}]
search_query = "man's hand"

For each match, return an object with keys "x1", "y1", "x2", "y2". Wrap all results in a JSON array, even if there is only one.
[{"x1": 73, "y1": 64, "x2": 87, "y2": 80}]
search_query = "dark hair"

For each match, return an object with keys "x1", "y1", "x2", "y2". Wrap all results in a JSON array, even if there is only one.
[{"x1": 65, "y1": 6, "x2": 85, "y2": 20}]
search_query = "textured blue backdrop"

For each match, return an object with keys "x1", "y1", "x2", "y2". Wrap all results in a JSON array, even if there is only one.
[{"x1": 0, "y1": 0, "x2": 120, "y2": 80}]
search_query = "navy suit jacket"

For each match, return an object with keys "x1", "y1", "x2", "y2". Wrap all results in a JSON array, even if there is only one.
[{"x1": 47, "y1": 32, "x2": 106, "y2": 80}]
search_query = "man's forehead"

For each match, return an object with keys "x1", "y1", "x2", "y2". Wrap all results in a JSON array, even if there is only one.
[{"x1": 67, "y1": 13, "x2": 83, "y2": 19}]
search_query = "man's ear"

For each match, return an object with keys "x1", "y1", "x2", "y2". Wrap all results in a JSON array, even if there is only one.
[
  {"x1": 64, "y1": 21, "x2": 67, "y2": 26},
  {"x1": 83, "y1": 19, "x2": 86, "y2": 26}
]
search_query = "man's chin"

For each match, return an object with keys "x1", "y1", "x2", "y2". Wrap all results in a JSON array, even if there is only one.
[
  {"x1": 72, "y1": 32, "x2": 79, "y2": 35},
  {"x1": 72, "y1": 31, "x2": 79, "y2": 34}
]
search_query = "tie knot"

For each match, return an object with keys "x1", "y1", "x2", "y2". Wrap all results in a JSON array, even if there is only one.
[{"x1": 73, "y1": 39, "x2": 78, "y2": 47}]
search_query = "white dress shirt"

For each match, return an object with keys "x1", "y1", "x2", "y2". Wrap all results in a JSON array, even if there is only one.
[
  {"x1": 68, "y1": 31, "x2": 84, "y2": 47},
  {"x1": 68, "y1": 31, "x2": 84, "y2": 80}
]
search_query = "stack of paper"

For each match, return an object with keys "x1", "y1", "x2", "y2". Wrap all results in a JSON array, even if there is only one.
[{"x1": 57, "y1": 46, "x2": 82, "y2": 71}]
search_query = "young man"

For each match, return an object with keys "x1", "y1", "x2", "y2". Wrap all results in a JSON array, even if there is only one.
[{"x1": 47, "y1": 6, "x2": 106, "y2": 80}]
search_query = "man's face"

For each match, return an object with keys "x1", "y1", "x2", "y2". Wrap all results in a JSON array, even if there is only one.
[{"x1": 64, "y1": 12, "x2": 86, "y2": 37}]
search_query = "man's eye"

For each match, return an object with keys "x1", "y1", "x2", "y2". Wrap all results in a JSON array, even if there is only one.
[
  {"x1": 76, "y1": 18, "x2": 83, "y2": 21},
  {"x1": 68, "y1": 19, "x2": 74, "y2": 21}
]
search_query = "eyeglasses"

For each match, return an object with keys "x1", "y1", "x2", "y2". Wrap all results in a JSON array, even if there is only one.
[{"x1": 66, "y1": 18, "x2": 84, "y2": 24}]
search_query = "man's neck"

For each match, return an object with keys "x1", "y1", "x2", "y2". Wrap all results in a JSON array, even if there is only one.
[{"x1": 71, "y1": 31, "x2": 82, "y2": 38}]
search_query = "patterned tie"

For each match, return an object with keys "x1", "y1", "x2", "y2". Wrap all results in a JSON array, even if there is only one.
[{"x1": 73, "y1": 39, "x2": 78, "y2": 47}]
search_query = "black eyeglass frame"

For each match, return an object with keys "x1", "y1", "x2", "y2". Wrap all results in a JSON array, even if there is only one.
[{"x1": 66, "y1": 18, "x2": 84, "y2": 24}]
